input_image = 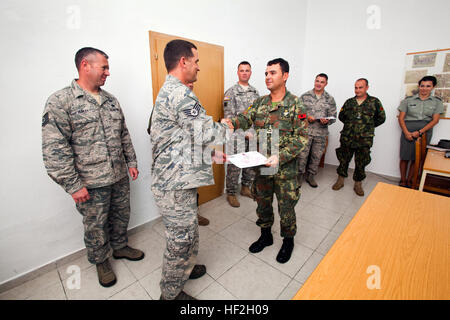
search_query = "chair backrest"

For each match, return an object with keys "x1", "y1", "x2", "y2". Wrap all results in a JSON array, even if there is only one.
[{"x1": 412, "y1": 132, "x2": 427, "y2": 189}]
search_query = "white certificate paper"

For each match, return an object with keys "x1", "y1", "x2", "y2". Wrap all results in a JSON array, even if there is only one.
[{"x1": 227, "y1": 151, "x2": 268, "y2": 168}]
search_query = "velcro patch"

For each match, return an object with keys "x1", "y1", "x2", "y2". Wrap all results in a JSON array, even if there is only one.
[
  {"x1": 183, "y1": 102, "x2": 201, "y2": 118},
  {"x1": 298, "y1": 113, "x2": 306, "y2": 120}
]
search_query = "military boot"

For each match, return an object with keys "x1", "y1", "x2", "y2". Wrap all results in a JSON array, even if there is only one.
[
  {"x1": 240, "y1": 185, "x2": 253, "y2": 199},
  {"x1": 96, "y1": 259, "x2": 117, "y2": 287},
  {"x1": 276, "y1": 237, "x2": 294, "y2": 264},
  {"x1": 227, "y1": 194, "x2": 240, "y2": 207},
  {"x1": 305, "y1": 173, "x2": 318, "y2": 188},
  {"x1": 332, "y1": 175, "x2": 345, "y2": 191},
  {"x1": 189, "y1": 264, "x2": 206, "y2": 279},
  {"x1": 198, "y1": 214, "x2": 210, "y2": 226},
  {"x1": 113, "y1": 246, "x2": 145, "y2": 261},
  {"x1": 354, "y1": 181, "x2": 364, "y2": 196},
  {"x1": 297, "y1": 173, "x2": 304, "y2": 187},
  {"x1": 249, "y1": 227, "x2": 273, "y2": 253}
]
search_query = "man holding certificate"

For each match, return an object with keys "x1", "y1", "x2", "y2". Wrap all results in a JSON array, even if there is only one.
[{"x1": 223, "y1": 58, "x2": 308, "y2": 264}]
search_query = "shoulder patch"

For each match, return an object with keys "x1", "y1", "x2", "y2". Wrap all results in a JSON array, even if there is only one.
[
  {"x1": 42, "y1": 112, "x2": 49, "y2": 127},
  {"x1": 224, "y1": 96, "x2": 231, "y2": 101},
  {"x1": 183, "y1": 102, "x2": 201, "y2": 118}
]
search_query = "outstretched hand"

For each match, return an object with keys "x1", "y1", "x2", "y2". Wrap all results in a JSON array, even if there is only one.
[
  {"x1": 211, "y1": 149, "x2": 227, "y2": 164},
  {"x1": 265, "y1": 155, "x2": 279, "y2": 168}
]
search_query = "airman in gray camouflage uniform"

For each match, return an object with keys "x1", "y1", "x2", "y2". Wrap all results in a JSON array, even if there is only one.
[
  {"x1": 149, "y1": 40, "x2": 229, "y2": 300},
  {"x1": 223, "y1": 61, "x2": 260, "y2": 207},
  {"x1": 42, "y1": 48, "x2": 144, "y2": 288},
  {"x1": 298, "y1": 73, "x2": 336, "y2": 188}
]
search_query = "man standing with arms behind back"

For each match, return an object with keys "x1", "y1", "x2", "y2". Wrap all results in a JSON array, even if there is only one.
[
  {"x1": 149, "y1": 40, "x2": 230, "y2": 300},
  {"x1": 332, "y1": 78, "x2": 386, "y2": 196},
  {"x1": 223, "y1": 61, "x2": 260, "y2": 207},
  {"x1": 298, "y1": 73, "x2": 336, "y2": 188},
  {"x1": 42, "y1": 47, "x2": 144, "y2": 288}
]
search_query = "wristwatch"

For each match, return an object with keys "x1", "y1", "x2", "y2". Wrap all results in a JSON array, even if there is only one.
[{"x1": 418, "y1": 130, "x2": 423, "y2": 137}]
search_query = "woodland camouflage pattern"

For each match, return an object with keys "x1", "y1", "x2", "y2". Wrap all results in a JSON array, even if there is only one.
[
  {"x1": 42, "y1": 80, "x2": 137, "y2": 195},
  {"x1": 231, "y1": 91, "x2": 308, "y2": 237}
]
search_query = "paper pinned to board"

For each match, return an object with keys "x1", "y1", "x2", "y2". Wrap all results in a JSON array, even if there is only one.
[{"x1": 227, "y1": 151, "x2": 268, "y2": 168}]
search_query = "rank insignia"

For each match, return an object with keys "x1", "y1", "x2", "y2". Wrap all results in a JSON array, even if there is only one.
[
  {"x1": 183, "y1": 102, "x2": 201, "y2": 118},
  {"x1": 42, "y1": 112, "x2": 49, "y2": 127}
]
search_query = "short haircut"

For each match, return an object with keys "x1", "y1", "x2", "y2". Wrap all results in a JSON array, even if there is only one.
[
  {"x1": 267, "y1": 58, "x2": 289, "y2": 73},
  {"x1": 238, "y1": 61, "x2": 251, "y2": 69},
  {"x1": 356, "y1": 78, "x2": 369, "y2": 86},
  {"x1": 316, "y1": 73, "x2": 328, "y2": 81},
  {"x1": 418, "y1": 75, "x2": 437, "y2": 86},
  {"x1": 75, "y1": 47, "x2": 108, "y2": 71},
  {"x1": 164, "y1": 39, "x2": 197, "y2": 73}
]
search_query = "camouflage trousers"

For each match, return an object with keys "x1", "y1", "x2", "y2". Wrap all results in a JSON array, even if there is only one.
[
  {"x1": 75, "y1": 176, "x2": 130, "y2": 264},
  {"x1": 297, "y1": 135, "x2": 327, "y2": 176},
  {"x1": 151, "y1": 187, "x2": 199, "y2": 300},
  {"x1": 253, "y1": 175, "x2": 300, "y2": 238},
  {"x1": 226, "y1": 139, "x2": 255, "y2": 194},
  {"x1": 336, "y1": 145, "x2": 371, "y2": 181}
]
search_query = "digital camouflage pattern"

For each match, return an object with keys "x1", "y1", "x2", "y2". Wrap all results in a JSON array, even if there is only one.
[
  {"x1": 151, "y1": 187, "x2": 199, "y2": 300},
  {"x1": 298, "y1": 89, "x2": 336, "y2": 176},
  {"x1": 76, "y1": 176, "x2": 130, "y2": 264},
  {"x1": 42, "y1": 80, "x2": 137, "y2": 195},
  {"x1": 149, "y1": 75, "x2": 229, "y2": 190},
  {"x1": 223, "y1": 83, "x2": 260, "y2": 119},
  {"x1": 300, "y1": 89, "x2": 337, "y2": 137},
  {"x1": 336, "y1": 94, "x2": 386, "y2": 181},
  {"x1": 223, "y1": 83, "x2": 259, "y2": 195},
  {"x1": 231, "y1": 91, "x2": 308, "y2": 238}
]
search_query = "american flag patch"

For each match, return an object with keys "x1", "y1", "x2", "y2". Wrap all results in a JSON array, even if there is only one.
[{"x1": 183, "y1": 102, "x2": 201, "y2": 118}]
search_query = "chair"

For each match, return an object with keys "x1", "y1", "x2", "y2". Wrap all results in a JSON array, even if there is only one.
[{"x1": 411, "y1": 132, "x2": 427, "y2": 190}]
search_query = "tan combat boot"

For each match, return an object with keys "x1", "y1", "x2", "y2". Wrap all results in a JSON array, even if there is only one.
[
  {"x1": 332, "y1": 175, "x2": 345, "y2": 191},
  {"x1": 240, "y1": 185, "x2": 253, "y2": 199},
  {"x1": 227, "y1": 194, "x2": 240, "y2": 207},
  {"x1": 96, "y1": 259, "x2": 117, "y2": 287},
  {"x1": 197, "y1": 214, "x2": 210, "y2": 226},
  {"x1": 354, "y1": 181, "x2": 364, "y2": 196},
  {"x1": 113, "y1": 246, "x2": 145, "y2": 261}
]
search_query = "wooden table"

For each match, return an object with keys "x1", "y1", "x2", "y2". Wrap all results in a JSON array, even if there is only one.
[
  {"x1": 419, "y1": 149, "x2": 450, "y2": 193},
  {"x1": 293, "y1": 182, "x2": 450, "y2": 300}
]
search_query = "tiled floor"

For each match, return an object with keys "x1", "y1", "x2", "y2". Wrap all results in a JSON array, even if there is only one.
[{"x1": 0, "y1": 165, "x2": 397, "y2": 300}]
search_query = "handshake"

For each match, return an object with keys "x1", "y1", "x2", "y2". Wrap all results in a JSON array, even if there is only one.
[{"x1": 221, "y1": 118, "x2": 234, "y2": 130}]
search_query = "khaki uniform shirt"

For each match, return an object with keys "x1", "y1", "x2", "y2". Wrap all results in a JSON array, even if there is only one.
[{"x1": 397, "y1": 94, "x2": 444, "y2": 121}]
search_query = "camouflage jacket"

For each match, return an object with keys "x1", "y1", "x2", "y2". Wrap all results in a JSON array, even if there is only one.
[
  {"x1": 230, "y1": 90, "x2": 308, "y2": 179},
  {"x1": 300, "y1": 89, "x2": 337, "y2": 137},
  {"x1": 149, "y1": 75, "x2": 228, "y2": 190},
  {"x1": 338, "y1": 94, "x2": 386, "y2": 148},
  {"x1": 223, "y1": 83, "x2": 260, "y2": 118},
  {"x1": 42, "y1": 80, "x2": 137, "y2": 194}
]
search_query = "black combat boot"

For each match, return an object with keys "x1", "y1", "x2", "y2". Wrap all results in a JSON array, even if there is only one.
[
  {"x1": 276, "y1": 237, "x2": 294, "y2": 263},
  {"x1": 249, "y1": 227, "x2": 273, "y2": 253}
]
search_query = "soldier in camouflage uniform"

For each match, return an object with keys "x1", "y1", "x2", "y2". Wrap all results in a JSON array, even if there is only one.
[
  {"x1": 298, "y1": 73, "x2": 336, "y2": 188},
  {"x1": 223, "y1": 61, "x2": 260, "y2": 207},
  {"x1": 227, "y1": 58, "x2": 308, "y2": 264},
  {"x1": 42, "y1": 47, "x2": 144, "y2": 288},
  {"x1": 149, "y1": 40, "x2": 229, "y2": 300},
  {"x1": 332, "y1": 78, "x2": 386, "y2": 196}
]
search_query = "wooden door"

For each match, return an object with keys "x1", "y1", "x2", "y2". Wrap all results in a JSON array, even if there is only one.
[{"x1": 149, "y1": 31, "x2": 225, "y2": 205}]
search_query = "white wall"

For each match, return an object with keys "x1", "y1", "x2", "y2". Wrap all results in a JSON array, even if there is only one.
[
  {"x1": 0, "y1": 0, "x2": 308, "y2": 284},
  {"x1": 301, "y1": 0, "x2": 450, "y2": 178}
]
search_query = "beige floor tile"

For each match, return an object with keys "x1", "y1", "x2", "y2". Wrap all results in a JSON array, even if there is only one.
[
  {"x1": 294, "y1": 251, "x2": 324, "y2": 284},
  {"x1": 139, "y1": 267, "x2": 162, "y2": 300},
  {"x1": 197, "y1": 281, "x2": 237, "y2": 300},
  {"x1": 199, "y1": 202, "x2": 243, "y2": 233},
  {"x1": 183, "y1": 273, "x2": 214, "y2": 298},
  {"x1": 217, "y1": 254, "x2": 291, "y2": 300},
  {"x1": 277, "y1": 279, "x2": 302, "y2": 300},
  {"x1": 57, "y1": 254, "x2": 92, "y2": 281},
  {"x1": 295, "y1": 220, "x2": 329, "y2": 251},
  {"x1": 251, "y1": 237, "x2": 314, "y2": 278},
  {"x1": 64, "y1": 259, "x2": 136, "y2": 300},
  {"x1": 108, "y1": 281, "x2": 151, "y2": 300},
  {"x1": 0, "y1": 269, "x2": 61, "y2": 300},
  {"x1": 316, "y1": 231, "x2": 341, "y2": 255},
  {"x1": 121, "y1": 231, "x2": 165, "y2": 280},
  {"x1": 219, "y1": 218, "x2": 261, "y2": 251},
  {"x1": 27, "y1": 281, "x2": 66, "y2": 300},
  {"x1": 332, "y1": 214, "x2": 354, "y2": 234},
  {"x1": 197, "y1": 234, "x2": 248, "y2": 280},
  {"x1": 299, "y1": 203, "x2": 342, "y2": 230},
  {"x1": 313, "y1": 188, "x2": 354, "y2": 214}
]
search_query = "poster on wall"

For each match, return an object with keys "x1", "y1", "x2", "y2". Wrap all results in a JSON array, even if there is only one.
[{"x1": 401, "y1": 48, "x2": 450, "y2": 119}]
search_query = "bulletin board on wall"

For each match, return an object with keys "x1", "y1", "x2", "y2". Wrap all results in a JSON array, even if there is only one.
[{"x1": 401, "y1": 48, "x2": 450, "y2": 119}]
